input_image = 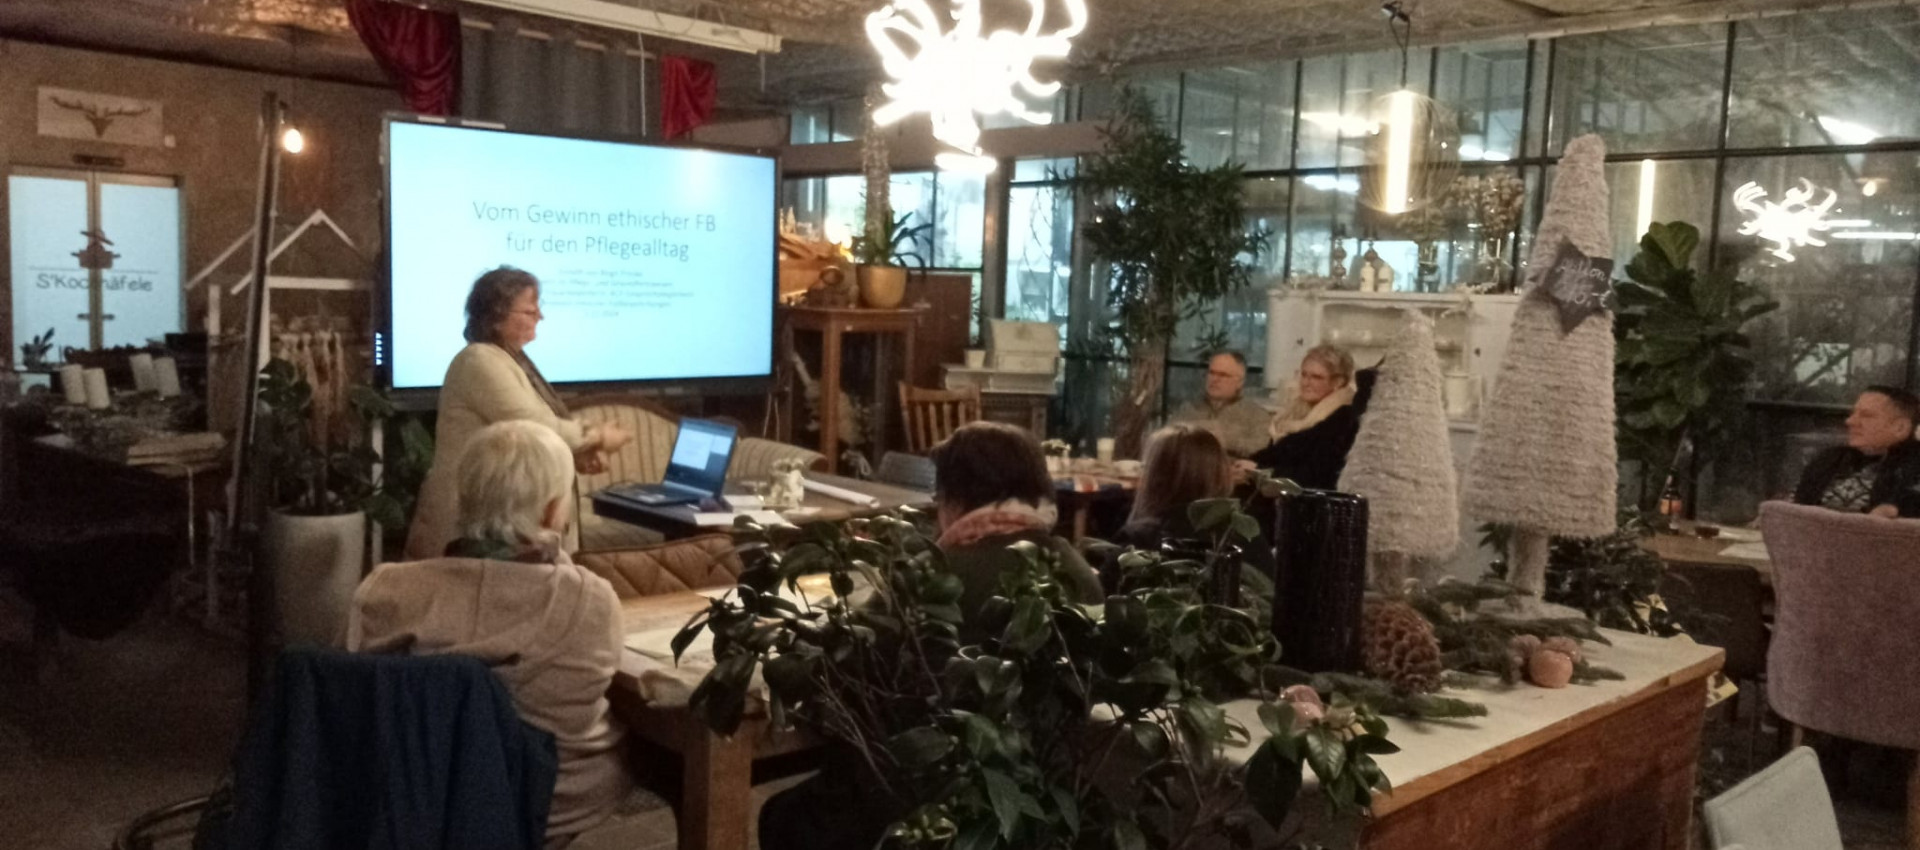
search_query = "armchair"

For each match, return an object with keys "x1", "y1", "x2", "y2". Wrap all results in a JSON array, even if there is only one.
[{"x1": 1758, "y1": 501, "x2": 1920, "y2": 847}]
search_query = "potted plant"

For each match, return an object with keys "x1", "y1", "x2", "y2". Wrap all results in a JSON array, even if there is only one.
[
  {"x1": 1613, "y1": 221, "x2": 1777, "y2": 513},
  {"x1": 850, "y1": 208, "x2": 930, "y2": 309},
  {"x1": 253, "y1": 357, "x2": 428, "y2": 647},
  {"x1": 1073, "y1": 88, "x2": 1267, "y2": 456},
  {"x1": 20, "y1": 327, "x2": 54, "y2": 370},
  {"x1": 676, "y1": 498, "x2": 1398, "y2": 849}
]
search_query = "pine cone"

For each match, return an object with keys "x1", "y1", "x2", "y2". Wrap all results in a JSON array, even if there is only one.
[{"x1": 1362, "y1": 600, "x2": 1445, "y2": 693}]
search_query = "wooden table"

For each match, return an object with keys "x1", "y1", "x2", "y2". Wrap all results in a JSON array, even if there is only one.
[
  {"x1": 779, "y1": 305, "x2": 920, "y2": 474},
  {"x1": 592, "y1": 473, "x2": 933, "y2": 540},
  {"x1": 1227, "y1": 630, "x2": 1723, "y2": 850},
  {"x1": 609, "y1": 592, "x2": 814, "y2": 850},
  {"x1": 1642, "y1": 522, "x2": 1773, "y2": 586},
  {"x1": 1054, "y1": 472, "x2": 1137, "y2": 541},
  {"x1": 613, "y1": 594, "x2": 1721, "y2": 850}
]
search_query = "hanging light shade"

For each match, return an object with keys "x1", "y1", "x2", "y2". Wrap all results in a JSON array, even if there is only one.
[{"x1": 1359, "y1": 89, "x2": 1459, "y2": 215}]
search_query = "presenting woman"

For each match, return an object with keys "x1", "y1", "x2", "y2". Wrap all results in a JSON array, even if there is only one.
[
  {"x1": 1246, "y1": 344, "x2": 1363, "y2": 490},
  {"x1": 405, "y1": 267, "x2": 632, "y2": 561}
]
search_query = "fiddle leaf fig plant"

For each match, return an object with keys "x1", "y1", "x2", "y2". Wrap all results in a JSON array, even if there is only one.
[
  {"x1": 676, "y1": 496, "x2": 1393, "y2": 850},
  {"x1": 1613, "y1": 221, "x2": 1777, "y2": 509}
]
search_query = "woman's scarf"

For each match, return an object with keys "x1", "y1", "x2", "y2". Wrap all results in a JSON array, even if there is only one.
[
  {"x1": 445, "y1": 533, "x2": 571, "y2": 566},
  {"x1": 1268, "y1": 383, "x2": 1356, "y2": 440},
  {"x1": 505, "y1": 344, "x2": 571, "y2": 421},
  {"x1": 937, "y1": 499, "x2": 1060, "y2": 548}
]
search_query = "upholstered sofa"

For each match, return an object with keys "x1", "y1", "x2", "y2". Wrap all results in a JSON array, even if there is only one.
[{"x1": 568, "y1": 395, "x2": 823, "y2": 589}]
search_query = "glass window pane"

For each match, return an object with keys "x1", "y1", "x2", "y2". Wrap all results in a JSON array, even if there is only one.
[
  {"x1": 1296, "y1": 49, "x2": 1432, "y2": 169},
  {"x1": 1286, "y1": 171, "x2": 1360, "y2": 278},
  {"x1": 980, "y1": 86, "x2": 1067, "y2": 130},
  {"x1": 1718, "y1": 153, "x2": 1919, "y2": 404},
  {"x1": 829, "y1": 96, "x2": 865, "y2": 142},
  {"x1": 790, "y1": 104, "x2": 830, "y2": 145},
  {"x1": 1179, "y1": 64, "x2": 1296, "y2": 171},
  {"x1": 932, "y1": 171, "x2": 984, "y2": 268},
  {"x1": 1432, "y1": 41, "x2": 1530, "y2": 163},
  {"x1": 1549, "y1": 24, "x2": 1728, "y2": 155},
  {"x1": 1012, "y1": 157, "x2": 1075, "y2": 182},
  {"x1": 9, "y1": 174, "x2": 91, "y2": 359},
  {"x1": 98, "y1": 182, "x2": 182, "y2": 349},
  {"x1": 1004, "y1": 183, "x2": 1074, "y2": 327},
  {"x1": 1534, "y1": 159, "x2": 1719, "y2": 275},
  {"x1": 1727, "y1": 7, "x2": 1920, "y2": 149}
]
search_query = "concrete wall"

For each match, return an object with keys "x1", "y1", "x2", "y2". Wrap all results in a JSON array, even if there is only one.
[{"x1": 0, "y1": 38, "x2": 401, "y2": 359}]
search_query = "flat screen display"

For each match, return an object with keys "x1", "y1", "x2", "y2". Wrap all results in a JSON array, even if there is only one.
[{"x1": 384, "y1": 119, "x2": 776, "y2": 390}]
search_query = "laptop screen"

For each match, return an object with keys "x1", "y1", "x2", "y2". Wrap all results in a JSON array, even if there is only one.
[{"x1": 663, "y1": 418, "x2": 738, "y2": 495}]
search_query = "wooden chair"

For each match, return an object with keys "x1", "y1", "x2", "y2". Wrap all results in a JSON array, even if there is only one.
[{"x1": 897, "y1": 382, "x2": 980, "y2": 454}]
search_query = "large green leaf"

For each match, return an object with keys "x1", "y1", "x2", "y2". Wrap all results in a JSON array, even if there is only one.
[
  {"x1": 1244, "y1": 739, "x2": 1304, "y2": 829},
  {"x1": 1003, "y1": 596, "x2": 1052, "y2": 654},
  {"x1": 1645, "y1": 221, "x2": 1700, "y2": 271},
  {"x1": 888, "y1": 726, "x2": 955, "y2": 768}
]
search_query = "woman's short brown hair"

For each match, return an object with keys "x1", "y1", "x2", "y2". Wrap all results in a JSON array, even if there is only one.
[
  {"x1": 930, "y1": 422, "x2": 1052, "y2": 514},
  {"x1": 1128, "y1": 424, "x2": 1231, "y2": 525},
  {"x1": 464, "y1": 266, "x2": 540, "y2": 345}
]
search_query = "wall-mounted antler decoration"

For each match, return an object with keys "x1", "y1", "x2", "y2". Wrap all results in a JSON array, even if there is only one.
[{"x1": 48, "y1": 95, "x2": 153, "y2": 138}]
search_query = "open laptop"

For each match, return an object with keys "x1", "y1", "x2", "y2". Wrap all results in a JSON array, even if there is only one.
[{"x1": 605, "y1": 418, "x2": 738, "y2": 507}]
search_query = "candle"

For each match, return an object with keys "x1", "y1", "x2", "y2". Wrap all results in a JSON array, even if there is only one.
[
  {"x1": 59, "y1": 364, "x2": 86, "y2": 405},
  {"x1": 84, "y1": 368, "x2": 110, "y2": 410},
  {"x1": 129, "y1": 353, "x2": 157, "y2": 393},
  {"x1": 1096, "y1": 437, "x2": 1115, "y2": 463},
  {"x1": 154, "y1": 357, "x2": 181, "y2": 398}
]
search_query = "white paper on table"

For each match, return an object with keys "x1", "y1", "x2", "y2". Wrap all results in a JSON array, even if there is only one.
[
  {"x1": 691, "y1": 510, "x2": 792, "y2": 527},
  {"x1": 803, "y1": 477, "x2": 880, "y2": 506},
  {"x1": 1718, "y1": 541, "x2": 1770, "y2": 561},
  {"x1": 726, "y1": 494, "x2": 765, "y2": 510}
]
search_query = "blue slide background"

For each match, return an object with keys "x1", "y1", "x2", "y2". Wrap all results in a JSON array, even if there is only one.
[{"x1": 388, "y1": 121, "x2": 775, "y2": 389}]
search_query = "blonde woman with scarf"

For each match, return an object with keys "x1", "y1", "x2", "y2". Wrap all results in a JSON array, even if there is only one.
[
  {"x1": 929, "y1": 422, "x2": 1103, "y2": 625},
  {"x1": 405, "y1": 266, "x2": 633, "y2": 560},
  {"x1": 1247, "y1": 344, "x2": 1364, "y2": 490}
]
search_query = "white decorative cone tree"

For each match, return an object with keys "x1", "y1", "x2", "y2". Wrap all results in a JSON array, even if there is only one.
[
  {"x1": 1338, "y1": 311, "x2": 1459, "y2": 592},
  {"x1": 1464, "y1": 133, "x2": 1619, "y2": 603}
]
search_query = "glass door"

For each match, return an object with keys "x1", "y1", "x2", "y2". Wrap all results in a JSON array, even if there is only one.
[{"x1": 8, "y1": 167, "x2": 182, "y2": 359}]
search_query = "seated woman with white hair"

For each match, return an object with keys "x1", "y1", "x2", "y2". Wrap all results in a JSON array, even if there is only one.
[{"x1": 349, "y1": 420, "x2": 630, "y2": 845}]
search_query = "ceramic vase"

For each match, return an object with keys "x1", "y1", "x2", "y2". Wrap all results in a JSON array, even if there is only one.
[
  {"x1": 857, "y1": 265, "x2": 907, "y2": 309},
  {"x1": 263, "y1": 510, "x2": 366, "y2": 648}
]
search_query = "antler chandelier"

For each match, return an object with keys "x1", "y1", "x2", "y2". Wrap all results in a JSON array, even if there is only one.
[{"x1": 866, "y1": 0, "x2": 1088, "y2": 172}]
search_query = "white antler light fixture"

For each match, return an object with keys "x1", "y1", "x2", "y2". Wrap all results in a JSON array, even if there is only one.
[{"x1": 867, "y1": 0, "x2": 1088, "y2": 172}]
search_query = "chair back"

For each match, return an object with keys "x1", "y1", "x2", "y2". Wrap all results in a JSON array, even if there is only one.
[
  {"x1": 874, "y1": 451, "x2": 937, "y2": 492},
  {"x1": 576, "y1": 534, "x2": 744, "y2": 598},
  {"x1": 1701, "y1": 746, "x2": 1842, "y2": 850},
  {"x1": 898, "y1": 382, "x2": 980, "y2": 454},
  {"x1": 216, "y1": 649, "x2": 556, "y2": 850},
  {"x1": 1759, "y1": 501, "x2": 1920, "y2": 749}
]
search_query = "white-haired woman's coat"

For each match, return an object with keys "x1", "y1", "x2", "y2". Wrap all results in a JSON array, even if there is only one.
[
  {"x1": 406, "y1": 343, "x2": 588, "y2": 560},
  {"x1": 348, "y1": 554, "x2": 629, "y2": 841}
]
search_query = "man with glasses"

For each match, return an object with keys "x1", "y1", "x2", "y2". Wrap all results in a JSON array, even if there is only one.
[{"x1": 1168, "y1": 351, "x2": 1271, "y2": 457}]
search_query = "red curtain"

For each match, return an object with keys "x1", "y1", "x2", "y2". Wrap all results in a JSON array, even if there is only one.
[
  {"x1": 661, "y1": 55, "x2": 718, "y2": 139},
  {"x1": 346, "y1": 0, "x2": 461, "y2": 115}
]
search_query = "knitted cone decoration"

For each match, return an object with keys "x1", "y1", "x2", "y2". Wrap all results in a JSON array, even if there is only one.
[
  {"x1": 1338, "y1": 311, "x2": 1459, "y2": 569},
  {"x1": 1465, "y1": 134, "x2": 1618, "y2": 597}
]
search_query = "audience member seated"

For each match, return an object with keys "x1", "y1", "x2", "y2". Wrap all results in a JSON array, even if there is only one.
[
  {"x1": 931, "y1": 421, "x2": 1105, "y2": 621},
  {"x1": 1247, "y1": 344, "x2": 1369, "y2": 490},
  {"x1": 1111, "y1": 425, "x2": 1277, "y2": 590},
  {"x1": 349, "y1": 420, "x2": 631, "y2": 845},
  {"x1": 1167, "y1": 350, "x2": 1271, "y2": 457},
  {"x1": 759, "y1": 422, "x2": 1103, "y2": 850},
  {"x1": 1792, "y1": 385, "x2": 1920, "y2": 518}
]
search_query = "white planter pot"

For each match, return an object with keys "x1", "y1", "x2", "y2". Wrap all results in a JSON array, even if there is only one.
[{"x1": 264, "y1": 510, "x2": 367, "y2": 649}]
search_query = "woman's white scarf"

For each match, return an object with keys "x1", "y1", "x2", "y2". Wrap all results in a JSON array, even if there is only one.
[{"x1": 1268, "y1": 384, "x2": 1356, "y2": 440}]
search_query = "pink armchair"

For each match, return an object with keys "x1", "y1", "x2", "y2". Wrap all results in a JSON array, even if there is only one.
[{"x1": 1758, "y1": 501, "x2": 1920, "y2": 846}]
